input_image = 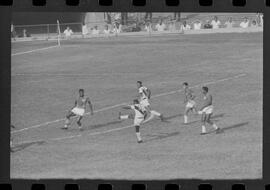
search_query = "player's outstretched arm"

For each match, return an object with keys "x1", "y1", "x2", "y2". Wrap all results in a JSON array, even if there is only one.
[{"x1": 122, "y1": 105, "x2": 131, "y2": 110}]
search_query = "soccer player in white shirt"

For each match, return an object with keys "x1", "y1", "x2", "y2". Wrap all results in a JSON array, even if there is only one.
[
  {"x1": 119, "y1": 99, "x2": 147, "y2": 143},
  {"x1": 240, "y1": 17, "x2": 250, "y2": 28},
  {"x1": 198, "y1": 86, "x2": 220, "y2": 135},
  {"x1": 182, "y1": 82, "x2": 197, "y2": 124},
  {"x1": 137, "y1": 81, "x2": 164, "y2": 123},
  {"x1": 62, "y1": 89, "x2": 94, "y2": 131},
  {"x1": 211, "y1": 16, "x2": 221, "y2": 29}
]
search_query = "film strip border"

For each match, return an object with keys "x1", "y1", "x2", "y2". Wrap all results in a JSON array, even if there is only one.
[
  {"x1": 1, "y1": 0, "x2": 270, "y2": 190},
  {"x1": 0, "y1": 182, "x2": 269, "y2": 190},
  {"x1": 0, "y1": 0, "x2": 269, "y2": 10}
]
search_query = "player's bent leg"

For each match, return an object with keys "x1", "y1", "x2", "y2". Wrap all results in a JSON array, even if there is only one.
[
  {"x1": 63, "y1": 111, "x2": 76, "y2": 129},
  {"x1": 77, "y1": 116, "x2": 83, "y2": 130},
  {"x1": 135, "y1": 125, "x2": 143, "y2": 143},
  {"x1": 208, "y1": 113, "x2": 219, "y2": 131},
  {"x1": 200, "y1": 113, "x2": 207, "y2": 135},
  {"x1": 184, "y1": 107, "x2": 191, "y2": 124},
  {"x1": 206, "y1": 114, "x2": 213, "y2": 125}
]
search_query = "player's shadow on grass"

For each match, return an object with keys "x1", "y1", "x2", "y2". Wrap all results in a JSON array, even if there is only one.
[
  {"x1": 220, "y1": 122, "x2": 249, "y2": 133},
  {"x1": 87, "y1": 120, "x2": 123, "y2": 130},
  {"x1": 144, "y1": 132, "x2": 180, "y2": 143},
  {"x1": 11, "y1": 140, "x2": 46, "y2": 153},
  {"x1": 66, "y1": 120, "x2": 124, "y2": 132},
  {"x1": 163, "y1": 114, "x2": 183, "y2": 122}
]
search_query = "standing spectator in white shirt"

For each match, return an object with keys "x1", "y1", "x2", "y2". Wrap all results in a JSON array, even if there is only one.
[
  {"x1": 259, "y1": 14, "x2": 263, "y2": 27},
  {"x1": 250, "y1": 20, "x2": 258, "y2": 28},
  {"x1": 240, "y1": 17, "x2": 249, "y2": 28},
  {"x1": 112, "y1": 22, "x2": 121, "y2": 36},
  {"x1": 211, "y1": 16, "x2": 221, "y2": 29},
  {"x1": 155, "y1": 19, "x2": 166, "y2": 32},
  {"x1": 193, "y1": 20, "x2": 202, "y2": 30},
  {"x1": 168, "y1": 17, "x2": 176, "y2": 32},
  {"x1": 145, "y1": 21, "x2": 152, "y2": 33},
  {"x1": 181, "y1": 21, "x2": 191, "y2": 31},
  {"x1": 63, "y1": 26, "x2": 73, "y2": 38},
  {"x1": 92, "y1": 26, "x2": 100, "y2": 35},
  {"x1": 103, "y1": 25, "x2": 111, "y2": 36},
  {"x1": 82, "y1": 23, "x2": 89, "y2": 37},
  {"x1": 224, "y1": 17, "x2": 234, "y2": 28}
]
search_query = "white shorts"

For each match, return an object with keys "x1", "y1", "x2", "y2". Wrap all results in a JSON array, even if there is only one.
[
  {"x1": 186, "y1": 100, "x2": 196, "y2": 109},
  {"x1": 140, "y1": 99, "x2": 150, "y2": 107},
  {"x1": 201, "y1": 105, "x2": 214, "y2": 115},
  {"x1": 71, "y1": 107, "x2": 85, "y2": 116},
  {"x1": 134, "y1": 117, "x2": 144, "y2": 126}
]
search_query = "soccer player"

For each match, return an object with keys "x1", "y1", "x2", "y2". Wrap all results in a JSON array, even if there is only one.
[
  {"x1": 198, "y1": 86, "x2": 220, "y2": 135},
  {"x1": 136, "y1": 81, "x2": 164, "y2": 122},
  {"x1": 119, "y1": 99, "x2": 147, "y2": 143},
  {"x1": 62, "y1": 89, "x2": 93, "y2": 131},
  {"x1": 183, "y1": 82, "x2": 197, "y2": 124}
]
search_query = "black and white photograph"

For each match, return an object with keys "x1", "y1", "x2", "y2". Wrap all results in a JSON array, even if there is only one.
[{"x1": 11, "y1": 12, "x2": 263, "y2": 179}]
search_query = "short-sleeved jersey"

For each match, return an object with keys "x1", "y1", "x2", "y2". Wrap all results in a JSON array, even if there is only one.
[
  {"x1": 203, "y1": 93, "x2": 212, "y2": 106},
  {"x1": 131, "y1": 104, "x2": 146, "y2": 118},
  {"x1": 184, "y1": 88, "x2": 195, "y2": 101},
  {"x1": 138, "y1": 86, "x2": 149, "y2": 100},
  {"x1": 76, "y1": 96, "x2": 88, "y2": 109}
]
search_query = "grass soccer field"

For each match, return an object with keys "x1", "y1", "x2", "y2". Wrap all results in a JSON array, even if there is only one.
[{"x1": 11, "y1": 32, "x2": 263, "y2": 179}]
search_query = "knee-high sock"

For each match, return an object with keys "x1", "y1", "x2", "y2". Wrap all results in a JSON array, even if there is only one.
[
  {"x1": 184, "y1": 115, "x2": 188, "y2": 123},
  {"x1": 151, "y1": 110, "x2": 161, "y2": 116},
  {"x1": 120, "y1": 115, "x2": 129, "y2": 119}
]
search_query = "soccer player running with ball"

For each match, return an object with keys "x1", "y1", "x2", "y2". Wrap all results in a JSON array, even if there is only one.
[
  {"x1": 119, "y1": 99, "x2": 147, "y2": 143},
  {"x1": 62, "y1": 89, "x2": 94, "y2": 131},
  {"x1": 136, "y1": 81, "x2": 164, "y2": 123},
  {"x1": 198, "y1": 86, "x2": 220, "y2": 135},
  {"x1": 182, "y1": 82, "x2": 197, "y2": 124}
]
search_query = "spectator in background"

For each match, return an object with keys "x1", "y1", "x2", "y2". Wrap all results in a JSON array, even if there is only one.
[
  {"x1": 145, "y1": 21, "x2": 152, "y2": 33},
  {"x1": 82, "y1": 23, "x2": 89, "y2": 37},
  {"x1": 193, "y1": 20, "x2": 202, "y2": 30},
  {"x1": 144, "y1": 12, "x2": 152, "y2": 22},
  {"x1": 112, "y1": 22, "x2": 121, "y2": 35},
  {"x1": 256, "y1": 13, "x2": 263, "y2": 27},
  {"x1": 204, "y1": 20, "x2": 212, "y2": 29},
  {"x1": 155, "y1": 18, "x2": 166, "y2": 32},
  {"x1": 103, "y1": 25, "x2": 111, "y2": 36},
  {"x1": 259, "y1": 14, "x2": 263, "y2": 27},
  {"x1": 63, "y1": 26, "x2": 73, "y2": 38},
  {"x1": 181, "y1": 20, "x2": 191, "y2": 31},
  {"x1": 240, "y1": 17, "x2": 249, "y2": 28},
  {"x1": 92, "y1": 25, "x2": 100, "y2": 35},
  {"x1": 11, "y1": 23, "x2": 16, "y2": 40},
  {"x1": 224, "y1": 17, "x2": 234, "y2": 28},
  {"x1": 168, "y1": 16, "x2": 175, "y2": 32},
  {"x1": 250, "y1": 20, "x2": 258, "y2": 28},
  {"x1": 174, "y1": 12, "x2": 181, "y2": 22},
  {"x1": 211, "y1": 16, "x2": 221, "y2": 29},
  {"x1": 23, "y1": 29, "x2": 30, "y2": 38}
]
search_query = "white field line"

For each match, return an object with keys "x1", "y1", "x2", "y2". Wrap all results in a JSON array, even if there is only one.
[
  {"x1": 12, "y1": 73, "x2": 247, "y2": 135},
  {"x1": 13, "y1": 73, "x2": 247, "y2": 145},
  {"x1": 11, "y1": 45, "x2": 59, "y2": 56}
]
